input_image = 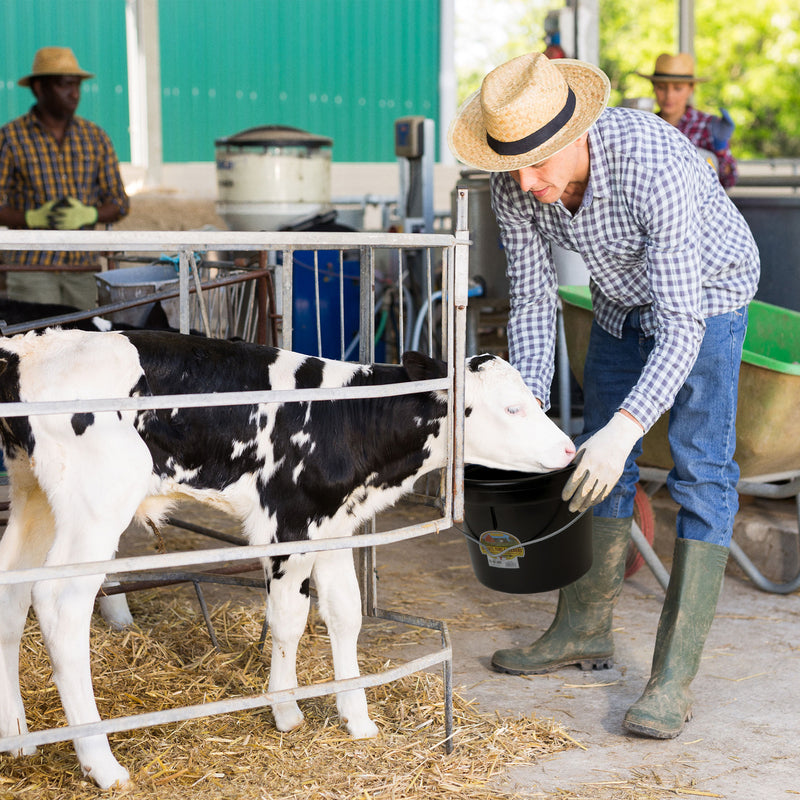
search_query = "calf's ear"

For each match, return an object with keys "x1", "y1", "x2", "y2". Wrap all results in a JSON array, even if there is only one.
[
  {"x1": 467, "y1": 353, "x2": 496, "y2": 372},
  {"x1": 401, "y1": 350, "x2": 447, "y2": 381}
]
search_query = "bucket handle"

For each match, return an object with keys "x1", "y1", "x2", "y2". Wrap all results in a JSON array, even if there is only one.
[{"x1": 458, "y1": 508, "x2": 589, "y2": 558}]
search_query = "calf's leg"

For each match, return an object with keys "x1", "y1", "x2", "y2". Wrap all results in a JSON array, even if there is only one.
[
  {"x1": 30, "y1": 422, "x2": 152, "y2": 788},
  {"x1": 265, "y1": 553, "x2": 314, "y2": 732},
  {"x1": 0, "y1": 467, "x2": 54, "y2": 755},
  {"x1": 313, "y1": 548, "x2": 378, "y2": 739}
]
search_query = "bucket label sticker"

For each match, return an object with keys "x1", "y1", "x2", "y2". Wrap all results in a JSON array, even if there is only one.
[{"x1": 479, "y1": 530, "x2": 524, "y2": 569}]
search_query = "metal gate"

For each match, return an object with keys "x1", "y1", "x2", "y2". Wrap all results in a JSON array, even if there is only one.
[{"x1": 0, "y1": 192, "x2": 472, "y2": 761}]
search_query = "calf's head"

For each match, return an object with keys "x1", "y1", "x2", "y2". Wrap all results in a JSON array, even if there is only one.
[{"x1": 402, "y1": 351, "x2": 576, "y2": 473}]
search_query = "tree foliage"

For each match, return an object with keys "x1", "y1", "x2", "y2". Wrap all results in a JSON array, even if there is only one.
[
  {"x1": 455, "y1": 0, "x2": 800, "y2": 159},
  {"x1": 599, "y1": 0, "x2": 800, "y2": 158}
]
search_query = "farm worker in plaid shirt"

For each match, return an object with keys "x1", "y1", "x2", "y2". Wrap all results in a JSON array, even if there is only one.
[
  {"x1": 637, "y1": 53, "x2": 738, "y2": 188},
  {"x1": 0, "y1": 47, "x2": 130, "y2": 309},
  {"x1": 448, "y1": 52, "x2": 759, "y2": 739}
]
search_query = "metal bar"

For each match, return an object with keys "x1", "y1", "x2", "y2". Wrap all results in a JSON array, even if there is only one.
[
  {"x1": 338, "y1": 249, "x2": 345, "y2": 359},
  {"x1": 166, "y1": 516, "x2": 248, "y2": 546},
  {"x1": 193, "y1": 582, "x2": 221, "y2": 650},
  {"x1": 728, "y1": 540, "x2": 800, "y2": 595},
  {"x1": 372, "y1": 608, "x2": 453, "y2": 753},
  {"x1": 0, "y1": 519, "x2": 454, "y2": 587},
  {"x1": 256, "y1": 252, "x2": 270, "y2": 344},
  {"x1": 0, "y1": 229, "x2": 456, "y2": 251},
  {"x1": 397, "y1": 249, "x2": 405, "y2": 358},
  {"x1": 557, "y1": 306, "x2": 573, "y2": 435},
  {"x1": 358, "y1": 245, "x2": 375, "y2": 364},
  {"x1": 0, "y1": 376, "x2": 450, "y2": 419},
  {"x1": 451, "y1": 190, "x2": 470, "y2": 523},
  {"x1": 0, "y1": 269, "x2": 270, "y2": 337},
  {"x1": 178, "y1": 250, "x2": 190, "y2": 334},
  {"x1": 313, "y1": 249, "x2": 322, "y2": 357},
  {"x1": 630, "y1": 521, "x2": 670, "y2": 590},
  {"x1": 188, "y1": 252, "x2": 213, "y2": 337},
  {"x1": 736, "y1": 474, "x2": 800, "y2": 499},
  {"x1": 103, "y1": 569, "x2": 265, "y2": 594}
]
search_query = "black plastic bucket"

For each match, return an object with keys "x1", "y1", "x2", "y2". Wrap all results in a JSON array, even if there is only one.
[{"x1": 462, "y1": 464, "x2": 592, "y2": 594}]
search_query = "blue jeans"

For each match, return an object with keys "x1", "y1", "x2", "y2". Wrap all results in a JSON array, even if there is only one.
[{"x1": 579, "y1": 307, "x2": 748, "y2": 547}]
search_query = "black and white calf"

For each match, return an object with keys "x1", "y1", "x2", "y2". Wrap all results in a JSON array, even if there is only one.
[{"x1": 0, "y1": 329, "x2": 575, "y2": 788}]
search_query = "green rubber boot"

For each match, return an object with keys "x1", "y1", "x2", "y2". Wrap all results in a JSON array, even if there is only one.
[
  {"x1": 491, "y1": 516, "x2": 632, "y2": 675},
  {"x1": 623, "y1": 538, "x2": 729, "y2": 739}
]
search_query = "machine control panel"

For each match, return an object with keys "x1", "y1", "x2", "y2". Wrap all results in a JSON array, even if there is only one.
[{"x1": 394, "y1": 116, "x2": 426, "y2": 158}]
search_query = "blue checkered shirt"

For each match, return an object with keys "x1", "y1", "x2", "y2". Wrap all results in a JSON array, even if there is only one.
[{"x1": 491, "y1": 106, "x2": 760, "y2": 432}]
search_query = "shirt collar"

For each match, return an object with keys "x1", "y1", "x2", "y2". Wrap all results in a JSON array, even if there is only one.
[{"x1": 586, "y1": 124, "x2": 610, "y2": 200}]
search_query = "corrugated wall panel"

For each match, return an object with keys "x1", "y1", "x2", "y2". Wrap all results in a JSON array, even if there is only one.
[
  {"x1": 0, "y1": 0, "x2": 131, "y2": 161},
  {"x1": 159, "y1": 0, "x2": 441, "y2": 162},
  {"x1": 0, "y1": 0, "x2": 440, "y2": 164}
]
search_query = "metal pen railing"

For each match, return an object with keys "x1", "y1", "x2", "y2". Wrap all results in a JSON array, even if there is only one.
[{"x1": 0, "y1": 204, "x2": 473, "y2": 758}]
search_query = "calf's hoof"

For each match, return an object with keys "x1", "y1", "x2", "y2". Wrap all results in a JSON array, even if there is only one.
[
  {"x1": 82, "y1": 760, "x2": 130, "y2": 791},
  {"x1": 2, "y1": 743, "x2": 38, "y2": 757},
  {"x1": 272, "y1": 702, "x2": 305, "y2": 732},
  {"x1": 346, "y1": 717, "x2": 379, "y2": 739}
]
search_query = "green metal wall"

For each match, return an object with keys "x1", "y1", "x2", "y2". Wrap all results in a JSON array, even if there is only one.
[{"x1": 0, "y1": 0, "x2": 441, "y2": 164}]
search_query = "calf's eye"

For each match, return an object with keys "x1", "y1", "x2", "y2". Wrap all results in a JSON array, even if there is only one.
[{"x1": 505, "y1": 405, "x2": 525, "y2": 416}]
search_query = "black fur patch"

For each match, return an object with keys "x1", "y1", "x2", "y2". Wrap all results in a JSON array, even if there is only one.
[
  {"x1": 71, "y1": 413, "x2": 95, "y2": 436},
  {"x1": 294, "y1": 357, "x2": 325, "y2": 389},
  {"x1": 0, "y1": 351, "x2": 35, "y2": 458},
  {"x1": 468, "y1": 353, "x2": 495, "y2": 372},
  {"x1": 120, "y1": 333, "x2": 450, "y2": 545},
  {"x1": 300, "y1": 578, "x2": 310, "y2": 597}
]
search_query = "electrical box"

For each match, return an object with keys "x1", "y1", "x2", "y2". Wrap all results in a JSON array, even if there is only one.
[{"x1": 394, "y1": 116, "x2": 426, "y2": 158}]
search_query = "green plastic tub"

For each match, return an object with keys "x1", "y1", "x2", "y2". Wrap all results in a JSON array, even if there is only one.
[{"x1": 558, "y1": 285, "x2": 800, "y2": 479}]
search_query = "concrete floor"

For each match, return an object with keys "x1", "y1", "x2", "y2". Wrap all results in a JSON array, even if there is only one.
[{"x1": 370, "y1": 488, "x2": 800, "y2": 799}]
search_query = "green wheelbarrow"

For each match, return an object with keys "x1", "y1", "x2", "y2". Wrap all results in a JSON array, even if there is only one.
[{"x1": 559, "y1": 284, "x2": 800, "y2": 595}]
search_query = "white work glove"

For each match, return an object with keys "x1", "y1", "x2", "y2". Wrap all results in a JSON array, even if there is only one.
[{"x1": 562, "y1": 412, "x2": 644, "y2": 513}]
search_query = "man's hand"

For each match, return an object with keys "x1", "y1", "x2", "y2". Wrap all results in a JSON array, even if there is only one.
[
  {"x1": 24, "y1": 199, "x2": 60, "y2": 229},
  {"x1": 50, "y1": 197, "x2": 98, "y2": 230},
  {"x1": 562, "y1": 411, "x2": 644, "y2": 513}
]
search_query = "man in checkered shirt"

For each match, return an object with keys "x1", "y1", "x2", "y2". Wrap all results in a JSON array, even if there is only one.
[
  {"x1": 448, "y1": 52, "x2": 759, "y2": 740},
  {"x1": 0, "y1": 48, "x2": 130, "y2": 309}
]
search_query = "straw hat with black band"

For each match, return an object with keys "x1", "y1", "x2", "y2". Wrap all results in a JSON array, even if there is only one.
[
  {"x1": 636, "y1": 53, "x2": 709, "y2": 84},
  {"x1": 18, "y1": 47, "x2": 94, "y2": 88},
  {"x1": 447, "y1": 51, "x2": 610, "y2": 173}
]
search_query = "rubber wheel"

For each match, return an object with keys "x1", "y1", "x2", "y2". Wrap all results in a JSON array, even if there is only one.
[{"x1": 625, "y1": 483, "x2": 655, "y2": 578}]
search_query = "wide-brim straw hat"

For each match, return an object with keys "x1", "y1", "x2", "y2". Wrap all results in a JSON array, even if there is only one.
[
  {"x1": 18, "y1": 47, "x2": 94, "y2": 87},
  {"x1": 636, "y1": 52, "x2": 708, "y2": 84},
  {"x1": 448, "y1": 52, "x2": 610, "y2": 173}
]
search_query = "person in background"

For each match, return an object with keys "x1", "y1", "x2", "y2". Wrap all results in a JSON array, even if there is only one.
[
  {"x1": 0, "y1": 47, "x2": 130, "y2": 309},
  {"x1": 637, "y1": 52, "x2": 737, "y2": 188},
  {"x1": 448, "y1": 52, "x2": 758, "y2": 739}
]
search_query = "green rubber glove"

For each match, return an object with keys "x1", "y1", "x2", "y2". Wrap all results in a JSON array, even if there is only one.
[
  {"x1": 50, "y1": 197, "x2": 99, "y2": 230},
  {"x1": 24, "y1": 199, "x2": 60, "y2": 229}
]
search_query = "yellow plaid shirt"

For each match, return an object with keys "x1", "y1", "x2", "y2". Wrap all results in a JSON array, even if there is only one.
[{"x1": 0, "y1": 107, "x2": 130, "y2": 269}]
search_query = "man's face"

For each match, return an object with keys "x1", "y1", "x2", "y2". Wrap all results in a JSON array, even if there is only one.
[
  {"x1": 653, "y1": 81, "x2": 693, "y2": 119},
  {"x1": 509, "y1": 138, "x2": 585, "y2": 204},
  {"x1": 33, "y1": 75, "x2": 82, "y2": 119}
]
